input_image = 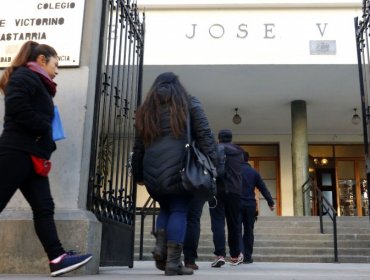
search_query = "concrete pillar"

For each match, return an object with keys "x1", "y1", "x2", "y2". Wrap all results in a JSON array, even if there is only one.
[
  {"x1": 0, "y1": 0, "x2": 103, "y2": 275},
  {"x1": 291, "y1": 100, "x2": 309, "y2": 216}
]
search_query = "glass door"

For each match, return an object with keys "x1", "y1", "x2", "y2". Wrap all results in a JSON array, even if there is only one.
[
  {"x1": 358, "y1": 160, "x2": 368, "y2": 216},
  {"x1": 336, "y1": 160, "x2": 368, "y2": 216},
  {"x1": 240, "y1": 144, "x2": 280, "y2": 216},
  {"x1": 256, "y1": 160, "x2": 278, "y2": 216}
]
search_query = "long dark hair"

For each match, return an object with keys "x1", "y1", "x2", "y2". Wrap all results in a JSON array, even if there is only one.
[
  {"x1": 136, "y1": 72, "x2": 189, "y2": 146},
  {"x1": 0, "y1": 41, "x2": 57, "y2": 94}
]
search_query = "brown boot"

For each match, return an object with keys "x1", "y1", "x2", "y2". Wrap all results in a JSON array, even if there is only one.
[
  {"x1": 152, "y1": 229, "x2": 167, "y2": 271},
  {"x1": 165, "y1": 242, "x2": 194, "y2": 276}
]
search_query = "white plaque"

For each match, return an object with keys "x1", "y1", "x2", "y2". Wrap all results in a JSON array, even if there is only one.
[
  {"x1": 309, "y1": 40, "x2": 336, "y2": 55},
  {"x1": 0, "y1": 0, "x2": 85, "y2": 67}
]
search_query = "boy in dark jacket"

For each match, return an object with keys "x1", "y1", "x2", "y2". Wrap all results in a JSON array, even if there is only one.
[
  {"x1": 240, "y1": 151, "x2": 275, "y2": 263},
  {"x1": 209, "y1": 129, "x2": 244, "y2": 267}
]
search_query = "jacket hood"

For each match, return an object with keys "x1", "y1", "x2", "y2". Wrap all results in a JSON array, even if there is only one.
[{"x1": 218, "y1": 129, "x2": 232, "y2": 143}]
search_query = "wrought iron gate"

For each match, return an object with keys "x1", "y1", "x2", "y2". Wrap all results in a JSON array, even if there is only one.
[
  {"x1": 87, "y1": 0, "x2": 145, "y2": 267},
  {"x1": 354, "y1": 0, "x2": 370, "y2": 220}
]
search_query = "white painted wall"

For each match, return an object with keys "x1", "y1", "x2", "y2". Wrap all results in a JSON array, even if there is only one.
[
  {"x1": 139, "y1": 0, "x2": 360, "y2": 6},
  {"x1": 139, "y1": 1, "x2": 361, "y2": 65}
]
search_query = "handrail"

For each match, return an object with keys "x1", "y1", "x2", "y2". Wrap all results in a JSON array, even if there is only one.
[
  {"x1": 302, "y1": 177, "x2": 338, "y2": 263},
  {"x1": 302, "y1": 178, "x2": 312, "y2": 215},
  {"x1": 136, "y1": 196, "x2": 159, "y2": 260}
]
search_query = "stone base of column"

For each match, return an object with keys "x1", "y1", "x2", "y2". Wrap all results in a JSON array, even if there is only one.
[{"x1": 0, "y1": 209, "x2": 101, "y2": 275}]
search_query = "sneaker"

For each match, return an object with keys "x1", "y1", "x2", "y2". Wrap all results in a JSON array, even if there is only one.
[
  {"x1": 185, "y1": 261, "x2": 199, "y2": 270},
  {"x1": 49, "y1": 251, "x2": 93, "y2": 277},
  {"x1": 229, "y1": 253, "x2": 244, "y2": 266},
  {"x1": 211, "y1": 256, "x2": 225, "y2": 268},
  {"x1": 243, "y1": 257, "x2": 253, "y2": 264}
]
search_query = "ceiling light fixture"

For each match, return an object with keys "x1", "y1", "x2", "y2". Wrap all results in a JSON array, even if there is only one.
[
  {"x1": 352, "y1": 108, "x2": 361, "y2": 125},
  {"x1": 232, "y1": 108, "x2": 242, "y2": 125},
  {"x1": 313, "y1": 158, "x2": 329, "y2": 166}
]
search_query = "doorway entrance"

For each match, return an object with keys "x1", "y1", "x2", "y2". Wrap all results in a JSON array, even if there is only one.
[
  {"x1": 239, "y1": 144, "x2": 280, "y2": 216},
  {"x1": 315, "y1": 168, "x2": 337, "y2": 215},
  {"x1": 309, "y1": 144, "x2": 368, "y2": 216}
]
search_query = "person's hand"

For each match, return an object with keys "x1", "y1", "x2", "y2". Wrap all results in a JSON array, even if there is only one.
[{"x1": 269, "y1": 205, "x2": 275, "y2": 211}]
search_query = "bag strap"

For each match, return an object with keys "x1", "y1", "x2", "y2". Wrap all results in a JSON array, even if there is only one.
[{"x1": 186, "y1": 107, "x2": 191, "y2": 145}]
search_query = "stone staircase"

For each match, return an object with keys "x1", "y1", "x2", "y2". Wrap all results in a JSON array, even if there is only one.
[{"x1": 134, "y1": 208, "x2": 370, "y2": 263}]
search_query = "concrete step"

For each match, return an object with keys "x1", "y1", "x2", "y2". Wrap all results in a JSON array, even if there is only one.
[
  {"x1": 134, "y1": 244, "x2": 370, "y2": 255},
  {"x1": 134, "y1": 215, "x2": 370, "y2": 263},
  {"x1": 135, "y1": 233, "x2": 370, "y2": 243},
  {"x1": 134, "y1": 252, "x2": 370, "y2": 263},
  {"x1": 254, "y1": 239, "x2": 370, "y2": 248}
]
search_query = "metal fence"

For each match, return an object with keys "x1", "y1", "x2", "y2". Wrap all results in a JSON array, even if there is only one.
[
  {"x1": 87, "y1": 0, "x2": 145, "y2": 266},
  {"x1": 354, "y1": 0, "x2": 370, "y2": 220}
]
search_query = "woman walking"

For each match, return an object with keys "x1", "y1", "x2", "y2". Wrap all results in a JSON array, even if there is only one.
[
  {"x1": 132, "y1": 72, "x2": 217, "y2": 275},
  {"x1": 0, "y1": 41, "x2": 92, "y2": 277}
]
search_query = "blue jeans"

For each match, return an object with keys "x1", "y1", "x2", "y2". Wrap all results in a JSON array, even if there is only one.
[
  {"x1": 209, "y1": 191, "x2": 241, "y2": 258},
  {"x1": 183, "y1": 196, "x2": 206, "y2": 263},
  {"x1": 156, "y1": 194, "x2": 192, "y2": 244}
]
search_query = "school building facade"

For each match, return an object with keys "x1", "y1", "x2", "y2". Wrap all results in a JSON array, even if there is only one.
[
  {"x1": 137, "y1": 0, "x2": 367, "y2": 218},
  {"x1": 0, "y1": 0, "x2": 368, "y2": 275}
]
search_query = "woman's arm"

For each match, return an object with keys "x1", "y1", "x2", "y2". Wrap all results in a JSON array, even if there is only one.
[{"x1": 188, "y1": 95, "x2": 218, "y2": 165}]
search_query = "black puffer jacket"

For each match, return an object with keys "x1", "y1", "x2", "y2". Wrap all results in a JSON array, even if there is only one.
[
  {"x1": 0, "y1": 67, "x2": 56, "y2": 159},
  {"x1": 132, "y1": 95, "x2": 217, "y2": 199}
]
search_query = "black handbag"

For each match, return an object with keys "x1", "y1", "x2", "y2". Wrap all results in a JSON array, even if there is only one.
[{"x1": 180, "y1": 111, "x2": 217, "y2": 200}]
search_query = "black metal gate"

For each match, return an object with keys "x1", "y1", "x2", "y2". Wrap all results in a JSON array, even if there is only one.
[
  {"x1": 87, "y1": 0, "x2": 145, "y2": 267},
  {"x1": 354, "y1": 0, "x2": 370, "y2": 220}
]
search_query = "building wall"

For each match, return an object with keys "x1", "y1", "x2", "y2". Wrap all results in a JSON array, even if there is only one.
[
  {"x1": 0, "y1": 0, "x2": 103, "y2": 274},
  {"x1": 136, "y1": 0, "x2": 364, "y2": 216},
  {"x1": 138, "y1": 0, "x2": 360, "y2": 65},
  {"x1": 0, "y1": 0, "x2": 102, "y2": 211}
]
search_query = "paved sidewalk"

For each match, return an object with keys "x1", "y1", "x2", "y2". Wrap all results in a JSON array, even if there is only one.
[{"x1": 1, "y1": 261, "x2": 370, "y2": 280}]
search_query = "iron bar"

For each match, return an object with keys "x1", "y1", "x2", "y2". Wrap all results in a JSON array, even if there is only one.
[{"x1": 355, "y1": 14, "x2": 370, "y2": 220}]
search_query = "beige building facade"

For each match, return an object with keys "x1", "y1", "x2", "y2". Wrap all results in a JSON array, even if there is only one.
[{"x1": 137, "y1": 0, "x2": 366, "y2": 217}]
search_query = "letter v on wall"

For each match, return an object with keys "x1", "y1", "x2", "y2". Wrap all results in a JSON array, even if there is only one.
[{"x1": 316, "y1": 23, "x2": 328, "y2": 37}]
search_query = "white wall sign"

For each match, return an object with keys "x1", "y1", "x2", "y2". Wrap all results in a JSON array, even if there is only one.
[
  {"x1": 143, "y1": 8, "x2": 360, "y2": 65},
  {"x1": 0, "y1": 0, "x2": 85, "y2": 67}
]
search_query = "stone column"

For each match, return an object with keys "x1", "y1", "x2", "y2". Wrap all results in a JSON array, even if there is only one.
[{"x1": 291, "y1": 100, "x2": 309, "y2": 216}]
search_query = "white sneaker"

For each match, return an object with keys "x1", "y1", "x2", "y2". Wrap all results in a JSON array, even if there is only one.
[
  {"x1": 211, "y1": 256, "x2": 225, "y2": 267},
  {"x1": 229, "y1": 253, "x2": 244, "y2": 266}
]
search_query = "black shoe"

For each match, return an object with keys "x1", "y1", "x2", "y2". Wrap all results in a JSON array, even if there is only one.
[
  {"x1": 185, "y1": 262, "x2": 199, "y2": 270},
  {"x1": 50, "y1": 251, "x2": 93, "y2": 277},
  {"x1": 243, "y1": 258, "x2": 253, "y2": 264}
]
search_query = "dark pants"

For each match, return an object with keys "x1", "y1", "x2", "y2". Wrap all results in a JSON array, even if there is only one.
[
  {"x1": 183, "y1": 196, "x2": 206, "y2": 263},
  {"x1": 0, "y1": 149, "x2": 65, "y2": 260},
  {"x1": 156, "y1": 194, "x2": 191, "y2": 244},
  {"x1": 239, "y1": 204, "x2": 256, "y2": 261},
  {"x1": 209, "y1": 191, "x2": 241, "y2": 258}
]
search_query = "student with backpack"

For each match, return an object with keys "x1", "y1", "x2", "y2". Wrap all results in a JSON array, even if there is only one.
[{"x1": 209, "y1": 129, "x2": 244, "y2": 267}]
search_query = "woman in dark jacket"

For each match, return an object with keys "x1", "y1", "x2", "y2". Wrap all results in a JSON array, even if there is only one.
[
  {"x1": 0, "y1": 41, "x2": 92, "y2": 277},
  {"x1": 132, "y1": 72, "x2": 217, "y2": 276}
]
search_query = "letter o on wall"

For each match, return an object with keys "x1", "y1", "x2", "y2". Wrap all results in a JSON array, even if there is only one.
[{"x1": 209, "y1": 24, "x2": 225, "y2": 39}]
